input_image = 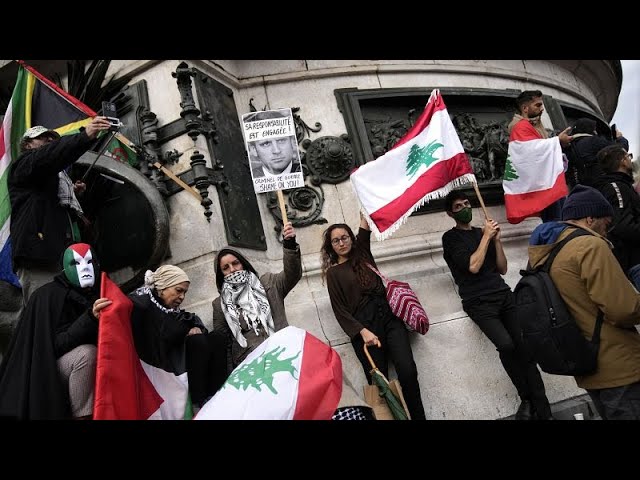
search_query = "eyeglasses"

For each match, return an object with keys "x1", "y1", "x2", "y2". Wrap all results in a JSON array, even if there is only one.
[
  {"x1": 626, "y1": 152, "x2": 634, "y2": 160},
  {"x1": 331, "y1": 235, "x2": 351, "y2": 246}
]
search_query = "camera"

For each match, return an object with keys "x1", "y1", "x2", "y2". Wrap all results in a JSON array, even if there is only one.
[{"x1": 102, "y1": 101, "x2": 123, "y2": 131}]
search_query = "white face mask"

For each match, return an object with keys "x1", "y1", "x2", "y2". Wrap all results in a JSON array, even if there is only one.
[{"x1": 73, "y1": 250, "x2": 95, "y2": 288}]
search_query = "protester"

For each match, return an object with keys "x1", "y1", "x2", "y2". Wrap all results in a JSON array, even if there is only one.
[
  {"x1": 212, "y1": 222, "x2": 302, "y2": 370},
  {"x1": 507, "y1": 90, "x2": 572, "y2": 222},
  {"x1": 8, "y1": 116, "x2": 111, "y2": 307},
  {"x1": 566, "y1": 118, "x2": 629, "y2": 188},
  {"x1": 0, "y1": 243, "x2": 110, "y2": 419},
  {"x1": 593, "y1": 144, "x2": 640, "y2": 287},
  {"x1": 321, "y1": 215, "x2": 426, "y2": 420},
  {"x1": 528, "y1": 185, "x2": 640, "y2": 419},
  {"x1": 129, "y1": 265, "x2": 228, "y2": 412},
  {"x1": 442, "y1": 190, "x2": 553, "y2": 420}
]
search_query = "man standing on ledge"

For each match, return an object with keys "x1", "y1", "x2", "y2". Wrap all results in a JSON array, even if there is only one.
[
  {"x1": 507, "y1": 90, "x2": 572, "y2": 222},
  {"x1": 8, "y1": 116, "x2": 111, "y2": 309}
]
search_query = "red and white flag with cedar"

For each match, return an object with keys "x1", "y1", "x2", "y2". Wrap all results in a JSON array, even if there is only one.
[
  {"x1": 350, "y1": 89, "x2": 476, "y2": 240},
  {"x1": 503, "y1": 121, "x2": 568, "y2": 224},
  {"x1": 195, "y1": 326, "x2": 342, "y2": 420}
]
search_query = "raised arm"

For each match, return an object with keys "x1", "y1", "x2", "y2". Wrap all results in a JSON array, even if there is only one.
[
  {"x1": 469, "y1": 219, "x2": 499, "y2": 274},
  {"x1": 10, "y1": 117, "x2": 111, "y2": 184},
  {"x1": 493, "y1": 223, "x2": 508, "y2": 275},
  {"x1": 272, "y1": 222, "x2": 302, "y2": 297}
]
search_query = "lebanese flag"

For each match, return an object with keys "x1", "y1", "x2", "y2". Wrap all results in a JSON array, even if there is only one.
[
  {"x1": 93, "y1": 273, "x2": 192, "y2": 420},
  {"x1": 351, "y1": 89, "x2": 476, "y2": 240},
  {"x1": 195, "y1": 326, "x2": 342, "y2": 420},
  {"x1": 503, "y1": 120, "x2": 568, "y2": 224}
]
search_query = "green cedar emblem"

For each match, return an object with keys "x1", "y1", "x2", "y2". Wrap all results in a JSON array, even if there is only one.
[
  {"x1": 503, "y1": 155, "x2": 519, "y2": 181},
  {"x1": 405, "y1": 140, "x2": 443, "y2": 179},
  {"x1": 224, "y1": 346, "x2": 300, "y2": 394}
]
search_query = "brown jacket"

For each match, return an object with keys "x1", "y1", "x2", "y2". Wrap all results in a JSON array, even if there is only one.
[
  {"x1": 528, "y1": 223, "x2": 640, "y2": 389},
  {"x1": 212, "y1": 246, "x2": 302, "y2": 370}
]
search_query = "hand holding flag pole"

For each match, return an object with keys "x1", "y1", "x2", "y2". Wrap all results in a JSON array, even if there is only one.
[{"x1": 80, "y1": 128, "x2": 119, "y2": 183}]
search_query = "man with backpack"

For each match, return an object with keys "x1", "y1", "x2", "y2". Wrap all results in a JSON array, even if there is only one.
[{"x1": 527, "y1": 185, "x2": 640, "y2": 419}]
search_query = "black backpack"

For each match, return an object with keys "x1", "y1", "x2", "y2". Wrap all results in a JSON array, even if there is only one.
[{"x1": 514, "y1": 228, "x2": 604, "y2": 376}]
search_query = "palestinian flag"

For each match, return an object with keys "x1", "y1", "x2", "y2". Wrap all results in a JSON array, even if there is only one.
[
  {"x1": 195, "y1": 326, "x2": 342, "y2": 420},
  {"x1": 0, "y1": 61, "x2": 136, "y2": 287},
  {"x1": 503, "y1": 119, "x2": 568, "y2": 224},
  {"x1": 350, "y1": 89, "x2": 476, "y2": 240},
  {"x1": 93, "y1": 273, "x2": 192, "y2": 420}
]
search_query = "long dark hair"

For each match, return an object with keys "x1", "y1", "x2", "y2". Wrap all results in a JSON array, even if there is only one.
[{"x1": 320, "y1": 223, "x2": 376, "y2": 288}]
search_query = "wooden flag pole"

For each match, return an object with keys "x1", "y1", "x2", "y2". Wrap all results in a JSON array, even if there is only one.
[
  {"x1": 276, "y1": 189, "x2": 288, "y2": 224},
  {"x1": 472, "y1": 181, "x2": 490, "y2": 220},
  {"x1": 153, "y1": 162, "x2": 203, "y2": 202}
]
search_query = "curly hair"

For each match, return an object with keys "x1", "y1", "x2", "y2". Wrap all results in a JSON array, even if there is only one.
[{"x1": 320, "y1": 223, "x2": 377, "y2": 288}]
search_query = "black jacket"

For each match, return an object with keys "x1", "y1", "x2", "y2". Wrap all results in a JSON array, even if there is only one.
[
  {"x1": 595, "y1": 171, "x2": 640, "y2": 273},
  {"x1": 565, "y1": 134, "x2": 629, "y2": 188},
  {"x1": 8, "y1": 131, "x2": 94, "y2": 270},
  {"x1": 0, "y1": 274, "x2": 98, "y2": 419}
]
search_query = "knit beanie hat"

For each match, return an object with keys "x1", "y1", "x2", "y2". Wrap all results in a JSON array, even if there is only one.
[{"x1": 561, "y1": 185, "x2": 614, "y2": 220}]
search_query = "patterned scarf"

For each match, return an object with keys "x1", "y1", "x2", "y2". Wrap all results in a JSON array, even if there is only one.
[
  {"x1": 220, "y1": 270, "x2": 274, "y2": 348},
  {"x1": 58, "y1": 170, "x2": 83, "y2": 215},
  {"x1": 134, "y1": 269, "x2": 185, "y2": 314}
]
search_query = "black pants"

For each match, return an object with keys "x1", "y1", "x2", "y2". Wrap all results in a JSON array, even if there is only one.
[
  {"x1": 185, "y1": 331, "x2": 229, "y2": 406},
  {"x1": 587, "y1": 381, "x2": 640, "y2": 420},
  {"x1": 352, "y1": 294, "x2": 426, "y2": 420},
  {"x1": 463, "y1": 289, "x2": 551, "y2": 418}
]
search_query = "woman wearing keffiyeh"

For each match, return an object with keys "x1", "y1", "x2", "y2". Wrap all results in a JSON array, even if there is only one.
[{"x1": 212, "y1": 222, "x2": 302, "y2": 370}]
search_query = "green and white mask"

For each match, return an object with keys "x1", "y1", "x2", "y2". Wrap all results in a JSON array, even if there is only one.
[{"x1": 63, "y1": 243, "x2": 98, "y2": 288}]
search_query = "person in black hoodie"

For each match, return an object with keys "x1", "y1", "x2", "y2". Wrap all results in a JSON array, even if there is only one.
[
  {"x1": 129, "y1": 265, "x2": 228, "y2": 414},
  {"x1": 593, "y1": 144, "x2": 640, "y2": 287},
  {"x1": 8, "y1": 117, "x2": 111, "y2": 308},
  {"x1": 0, "y1": 243, "x2": 111, "y2": 419},
  {"x1": 565, "y1": 117, "x2": 629, "y2": 189}
]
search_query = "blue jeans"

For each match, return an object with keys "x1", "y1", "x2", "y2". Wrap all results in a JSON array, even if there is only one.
[{"x1": 587, "y1": 381, "x2": 640, "y2": 420}]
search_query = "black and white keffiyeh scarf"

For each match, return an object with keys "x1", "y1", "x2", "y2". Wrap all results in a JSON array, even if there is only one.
[
  {"x1": 133, "y1": 285, "x2": 183, "y2": 314},
  {"x1": 58, "y1": 170, "x2": 83, "y2": 215},
  {"x1": 221, "y1": 270, "x2": 274, "y2": 348}
]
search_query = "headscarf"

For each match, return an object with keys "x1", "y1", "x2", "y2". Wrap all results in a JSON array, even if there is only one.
[{"x1": 134, "y1": 265, "x2": 190, "y2": 313}]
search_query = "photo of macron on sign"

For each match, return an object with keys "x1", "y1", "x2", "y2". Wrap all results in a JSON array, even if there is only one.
[{"x1": 242, "y1": 108, "x2": 304, "y2": 194}]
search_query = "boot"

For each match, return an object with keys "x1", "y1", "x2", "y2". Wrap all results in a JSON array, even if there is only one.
[{"x1": 514, "y1": 400, "x2": 535, "y2": 420}]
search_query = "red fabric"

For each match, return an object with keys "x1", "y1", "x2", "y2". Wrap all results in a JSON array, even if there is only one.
[
  {"x1": 504, "y1": 173, "x2": 568, "y2": 224},
  {"x1": 293, "y1": 333, "x2": 342, "y2": 420},
  {"x1": 509, "y1": 119, "x2": 543, "y2": 142},
  {"x1": 386, "y1": 279, "x2": 429, "y2": 335},
  {"x1": 370, "y1": 153, "x2": 473, "y2": 233},
  {"x1": 93, "y1": 273, "x2": 163, "y2": 420},
  {"x1": 17, "y1": 60, "x2": 98, "y2": 117}
]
